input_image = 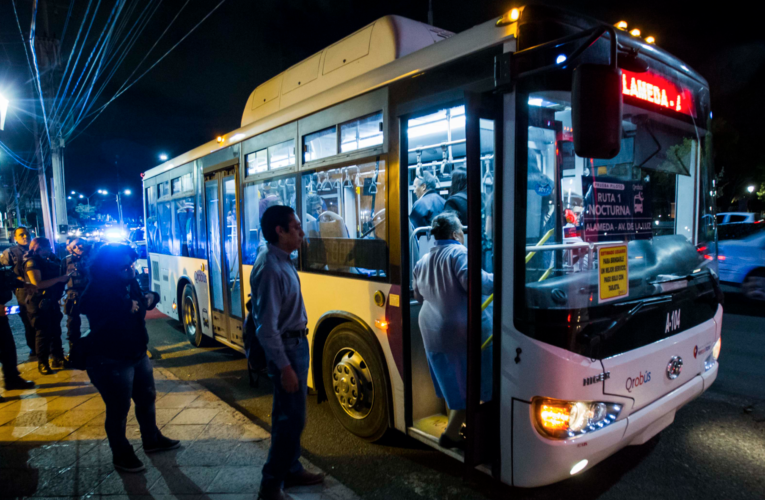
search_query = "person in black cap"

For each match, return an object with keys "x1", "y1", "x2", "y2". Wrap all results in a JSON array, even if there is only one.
[{"x1": 0, "y1": 227, "x2": 37, "y2": 357}]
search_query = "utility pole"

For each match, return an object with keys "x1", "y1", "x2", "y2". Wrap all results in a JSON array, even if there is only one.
[
  {"x1": 51, "y1": 137, "x2": 68, "y2": 231},
  {"x1": 33, "y1": 109, "x2": 55, "y2": 242}
]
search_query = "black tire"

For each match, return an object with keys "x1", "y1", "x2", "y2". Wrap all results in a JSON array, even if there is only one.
[
  {"x1": 182, "y1": 284, "x2": 215, "y2": 347},
  {"x1": 742, "y1": 269, "x2": 765, "y2": 302},
  {"x1": 322, "y1": 322, "x2": 390, "y2": 442}
]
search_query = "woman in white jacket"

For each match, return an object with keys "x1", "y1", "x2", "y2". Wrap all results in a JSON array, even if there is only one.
[{"x1": 413, "y1": 212, "x2": 494, "y2": 449}]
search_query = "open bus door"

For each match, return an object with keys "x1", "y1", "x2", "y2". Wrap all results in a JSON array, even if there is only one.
[
  {"x1": 202, "y1": 161, "x2": 245, "y2": 347},
  {"x1": 464, "y1": 91, "x2": 503, "y2": 476}
]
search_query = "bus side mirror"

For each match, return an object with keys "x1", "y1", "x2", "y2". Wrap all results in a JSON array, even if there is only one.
[{"x1": 572, "y1": 64, "x2": 623, "y2": 159}]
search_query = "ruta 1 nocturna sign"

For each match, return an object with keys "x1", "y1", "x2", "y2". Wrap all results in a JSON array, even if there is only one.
[
  {"x1": 598, "y1": 244, "x2": 629, "y2": 303},
  {"x1": 581, "y1": 176, "x2": 652, "y2": 242}
]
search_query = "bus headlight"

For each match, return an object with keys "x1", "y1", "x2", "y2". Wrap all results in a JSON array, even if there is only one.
[
  {"x1": 712, "y1": 337, "x2": 721, "y2": 360},
  {"x1": 533, "y1": 397, "x2": 622, "y2": 439}
]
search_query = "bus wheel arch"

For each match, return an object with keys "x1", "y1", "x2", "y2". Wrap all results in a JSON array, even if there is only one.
[
  {"x1": 176, "y1": 278, "x2": 192, "y2": 324},
  {"x1": 313, "y1": 313, "x2": 392, "y2": 441},
  {"x1": 180, "y1": 282, "x2": 215, "y2": 347}
]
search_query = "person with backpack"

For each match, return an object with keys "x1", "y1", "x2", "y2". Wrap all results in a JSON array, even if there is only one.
[
  {"x1": 251, "y1": 205, "x2": 324, "y2": 500},
  {"x1": 0, "y1": 227, "x2": 37, "y2": 356},
  {"x1": 61, "y1": 238, "x2": 90, "y2": 364},
  {"x1": 23, "y1": 237, "x2": 70, "y2": 374}
]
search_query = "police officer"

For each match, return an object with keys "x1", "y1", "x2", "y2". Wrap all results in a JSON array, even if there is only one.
[
  {"x1": 61, "y1": 238, "x2": 90, "y2": 361},
  {"x1": 0, "y1": 277, "x2": 35, "y2": 395},
  {"x1": 24, "y1": 237, "x2": 69, "y2": 374},
  {"x1": 0, "y1": 227, "x2": 37, "y2": 356}
]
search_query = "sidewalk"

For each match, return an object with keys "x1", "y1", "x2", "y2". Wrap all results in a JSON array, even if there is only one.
[{"x1": 0, "y1": 359, "x2": 358, "y2": 499}]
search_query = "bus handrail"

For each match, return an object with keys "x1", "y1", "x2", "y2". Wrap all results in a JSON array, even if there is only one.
[{"x1": 408, "y1": 138, "x2": 465, "y2": 153}]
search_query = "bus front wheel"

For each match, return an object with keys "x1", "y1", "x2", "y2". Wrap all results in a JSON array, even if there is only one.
[
  {"x1": 182, "y1": 284, "x2": 215, "y2": 347},
  {"x1": 322, "y1": 323, "x2": 389, "y2": 442}
]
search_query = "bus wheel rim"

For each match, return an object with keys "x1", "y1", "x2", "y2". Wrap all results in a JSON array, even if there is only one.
[
  {"x1": 331, "y1": 347, "x2": 374, "y2": 420},
  {"x1": 184, "y1": 296, "x2": 196, "y2": 336}
]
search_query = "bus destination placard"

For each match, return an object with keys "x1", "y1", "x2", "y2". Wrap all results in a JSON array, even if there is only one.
[
  {"x1": 598, "y1": 244, "x2": 629, "y2": 303},
  {"x1": 581, "y1": 176, "x2": 652, "y2": 242}
]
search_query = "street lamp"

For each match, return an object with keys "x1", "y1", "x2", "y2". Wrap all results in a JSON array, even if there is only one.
[
  {"x1": 159, "y1": 154, "x2": 168, "y2": 161},
  {"x1": 116, "y1": 189, "x2": 131, "y2": 228},
  {"x1": 0, "y1": 91, "x2": 9, "y2": 131},
  {"x1": 747, "y1": 185, "x2": 756, "y2": 193}
]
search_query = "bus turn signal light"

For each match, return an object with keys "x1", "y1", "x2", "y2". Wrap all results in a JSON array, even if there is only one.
[
  {"x1": 375, "y1": 319, "x2": 389, "y2": 330},
  {"x1": 533, "y1": 398, "x2": 622, "y2": 439}
]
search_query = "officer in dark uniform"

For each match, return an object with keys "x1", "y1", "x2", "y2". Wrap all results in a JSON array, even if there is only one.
[
  {"x1": 23, "y1": 237, "x2": 69, "y2": 374},
  {"x1": 0, "y1": 227, "x2": 36, "y2": 356},
  {"x1": 0, "y1": 272, "x2": 35, "y2": 395},
  {"x1": 61, "y1": 238, "x2": 90, "y2": 360}
]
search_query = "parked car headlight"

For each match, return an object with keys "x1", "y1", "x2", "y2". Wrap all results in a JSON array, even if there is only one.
[{"x1": 533, "y1": 397, "x2": 622, "y2": 439}]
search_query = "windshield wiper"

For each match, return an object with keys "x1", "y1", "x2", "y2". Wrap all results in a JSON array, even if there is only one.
[{"x1": 580, "y1": 295, "x2": 673, "y2": 347}]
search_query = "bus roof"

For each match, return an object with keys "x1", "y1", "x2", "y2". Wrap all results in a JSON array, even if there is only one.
[{"x1": 143, "y1": 6, "x2": 708, "y2": 181}]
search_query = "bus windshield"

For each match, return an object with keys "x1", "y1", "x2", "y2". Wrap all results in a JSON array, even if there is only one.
[{"x1": 520, "y1": 89, "x2": 717, "y2": 353}]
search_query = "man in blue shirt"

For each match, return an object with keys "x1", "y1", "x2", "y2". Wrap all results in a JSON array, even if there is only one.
[
  {"x1": 409, "y1": 172, "x2": 445, "y2": 229},
  {"x1": 252, "y1": 205, "x2": 325, "y2": 500}
]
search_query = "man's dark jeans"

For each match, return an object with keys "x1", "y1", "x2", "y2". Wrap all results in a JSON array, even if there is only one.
[
  {"x1": 87, "y1": 354, "x2": 160, "y2": 454},
  {"x1": 0, "y1": 316, "x2": 20, "y2": 380},
  {"x1": 261, "y1": 336, "x2": 309, "y2": 491}
]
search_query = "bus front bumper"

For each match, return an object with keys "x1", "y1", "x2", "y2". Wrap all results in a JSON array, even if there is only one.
[{"x1": 512, "y1": 364, "x2": 717, "y2": 488}]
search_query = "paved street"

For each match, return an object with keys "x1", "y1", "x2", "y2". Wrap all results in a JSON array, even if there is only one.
[
  {"x1": 140, "y1": 296, "x2": 765, "y2": 500},
  {"x1": 0, "y1": 303, "x2": 358, "y2": 499},
  {"x1": 1, "y1": 293, "x2": 763, "y2": 499}
]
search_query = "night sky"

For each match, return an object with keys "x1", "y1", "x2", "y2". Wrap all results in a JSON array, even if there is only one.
[{"x1": 2, "y1": 0, "x2": 764, "y2": 219}]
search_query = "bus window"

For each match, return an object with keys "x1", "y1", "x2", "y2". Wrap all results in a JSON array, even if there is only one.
[
  {"x1": 340, "y1": 111, "x2": 383, "y2": 153},
  {"x1": 173, "y1": 197, "x2": 196, "y2": 257},
  {"x1": 145, "y1": 186, "x2": 158, "y2": 254},
  {"x1": 242, "y1": 177, "x2": 297, "y2": 265},
  {"x1": 157, "y1": 201, "x2": 173, "y2": 255},
  {"x1": 304, "y1": 126, "x2": 337, "y2": 163},
  {"x1": 301, "y1": 160, "x2": 387, "y2": 277},
  {"x1": 523, "y1": 91, "x2": 713, "y2": 308}
]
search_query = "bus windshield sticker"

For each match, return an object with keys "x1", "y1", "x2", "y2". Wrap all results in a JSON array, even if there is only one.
[
  {"x1": 581, "y1": 176, "x2": 652, "y2": 242},
  {"x1": 598, "y1": 244, "x2": 629, "y2": 303},
  {"x1": 622, "y1": 69, "x2": 695, "y2": 117}
]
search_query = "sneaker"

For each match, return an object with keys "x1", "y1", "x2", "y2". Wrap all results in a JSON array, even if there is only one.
[
  {"x1": 284, "y1": 469, "x2": 326, "y2": 487},
  {"x1": 4, "y1": 377, "x2": 35, "y2": 390},
  {"x1": 50, "y1": 358, "x2": 65, "y2": 370},
  {"x1": 38, "y1": 363, "x2": 54, "y2": 375},
  {"x1": 143, "y1": 434, "x2": 181, "y2": 453},
  {"x1": 113, "y1": 449, "x2": 146, "y2": 473}
]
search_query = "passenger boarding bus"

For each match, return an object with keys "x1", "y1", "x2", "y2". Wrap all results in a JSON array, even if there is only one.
[{"x1": 142, "y1": 5, "x2": 722, "y2": 487}]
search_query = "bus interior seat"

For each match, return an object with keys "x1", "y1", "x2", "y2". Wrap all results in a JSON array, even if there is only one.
[{"x1": 319, "y1": 211, "x2": 349, "y2": 238}]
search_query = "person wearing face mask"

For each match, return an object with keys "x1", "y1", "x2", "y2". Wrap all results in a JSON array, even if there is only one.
[
  {"x1": 23, "y1": 238, "x2": 70, "y2": 374},
  {"x1": 79, "y1": 243, "x2": 179, "y2": 473},
  {"x1": 412, "y1": 212, "x2": 494, "y2": 450},
  {"x1": 0, "y1": 227, "x2": 37, "y2": 356},
  {"x1": 61, "y1": 238, "x2": 90, "y2": 364}
]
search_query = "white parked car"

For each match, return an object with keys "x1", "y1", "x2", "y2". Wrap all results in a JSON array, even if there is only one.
[{"x1": 717, "y1": 229, "x2": 765, "y2": 300}]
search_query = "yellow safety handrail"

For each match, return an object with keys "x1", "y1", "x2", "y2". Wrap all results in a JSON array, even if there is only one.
[{"x1": 525, "y1": 228, "x2": 555, "y2": 263}]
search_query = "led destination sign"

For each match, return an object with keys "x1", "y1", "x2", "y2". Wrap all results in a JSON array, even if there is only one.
[{"x1": 622, "y1": 69, "x2": 695, "y2": 117}]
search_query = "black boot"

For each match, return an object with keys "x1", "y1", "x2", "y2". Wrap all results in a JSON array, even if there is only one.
[
  {"x1": 38, "y1": 362, "x2": 54, "y2": 375},
  {"x1": 50, "y1": 357, "x2": 65, "y2": 370},
  {"x1": 113, "y1": 448, "x2": 146, "y2": 473},
  {"x1": 143, "y1": 434, "x2": 181, "y2": 453},
  {"x1": 4, "y1": 376, "x2": 35, "y2": 390}
]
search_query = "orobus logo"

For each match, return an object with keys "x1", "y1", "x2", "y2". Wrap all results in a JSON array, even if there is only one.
[
  {"x1": 583, "y1": 371, "x2": 610, "y2": 386},
  {"x1": 665, "y1": 309, "x2": 681, "y2": 333},
  {"x1": 625, "y1": 371, "x2": 651, "y2": 392}
]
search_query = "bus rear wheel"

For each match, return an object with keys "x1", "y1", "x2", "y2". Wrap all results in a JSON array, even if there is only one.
[
  {"x1": 322, "y1": 323, "x2": 389, "y2": 442},
  {"x1": 182, "y1": 284, "x2": 215, "y2": 347}
]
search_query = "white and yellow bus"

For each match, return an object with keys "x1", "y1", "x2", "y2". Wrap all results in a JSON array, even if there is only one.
[{"x1": 142, "y1": 5, "x2": 722, "y2": 487}]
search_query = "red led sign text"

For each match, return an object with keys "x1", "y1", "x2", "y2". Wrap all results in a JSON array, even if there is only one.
[{"x1": 622, "y1": 70, "x2": 694, "y2": 117}]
